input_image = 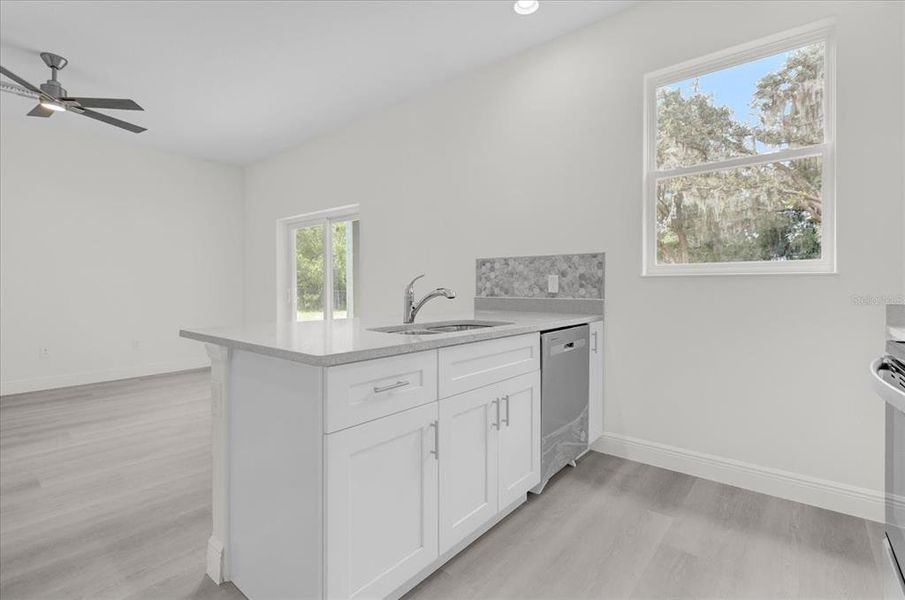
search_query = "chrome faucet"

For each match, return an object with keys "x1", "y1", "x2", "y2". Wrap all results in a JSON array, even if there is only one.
[{"x1": 403, "y1": 274, "x2": 456, "y2": 324}]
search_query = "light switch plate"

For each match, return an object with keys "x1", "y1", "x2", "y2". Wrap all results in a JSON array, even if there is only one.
[{"x1": 547, "y1": 274, "x2": 559, "y2": 293}]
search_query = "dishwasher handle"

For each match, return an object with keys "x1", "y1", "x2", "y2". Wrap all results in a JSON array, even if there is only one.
[{"x1": 549, "y1": 337, "x2": 587, "y2": 356}]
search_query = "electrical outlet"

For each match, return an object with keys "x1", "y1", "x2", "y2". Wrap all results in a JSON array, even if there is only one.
[
  {"x1": 547, "y1": 274, "x2": 559, "y2": 294},
  {"x1": 38, "y1": 347, "x2": 50, "y2": 359}
]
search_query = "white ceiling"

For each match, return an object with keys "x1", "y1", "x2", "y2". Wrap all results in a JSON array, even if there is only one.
[{"x1": 0, "y1": 1, "x2": 636, "y2": 165}]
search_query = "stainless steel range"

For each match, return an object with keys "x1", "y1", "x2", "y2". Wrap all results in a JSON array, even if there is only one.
[{"x1": 873, "y1": 304, "x2": 905, "y2": 597}]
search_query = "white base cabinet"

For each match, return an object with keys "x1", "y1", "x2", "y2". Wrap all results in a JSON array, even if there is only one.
[
  {"x1": 438, "y1": 386, "x2": 499, "y2": 555},
  {"x1": 497, "y1": 371, "x2": 541, "y2": 508},
  {"x1": 221, "y1": 331, "x2": 591, "y2": 600},
  {"x1": 438, "y1": 370, "x2": 540, "y2": 555},
  {"x1": 326, "y1": 403, "x2": 439, "y2": 599}
]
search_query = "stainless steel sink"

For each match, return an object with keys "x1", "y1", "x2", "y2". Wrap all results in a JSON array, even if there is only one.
[
  {"x1": 383, "y1": 328, "x2": 442, "y2": 336},
  {"x1": 425, "y1": 323, "x2": 497, "y2": 332},
  {"x1": 370, "y1": 320, "x2": 512, "y2": 335}
]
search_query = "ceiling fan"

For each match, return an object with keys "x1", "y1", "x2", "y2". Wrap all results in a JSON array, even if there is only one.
[{"x1": 0, "y1": 52, "x2": 146, "y2": 133}]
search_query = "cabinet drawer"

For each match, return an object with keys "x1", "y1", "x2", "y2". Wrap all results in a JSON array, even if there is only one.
[
  {"x1": 325, "y1": 350, "x2": 438, "y2": 433},
  {"x1": 438, "y1": 333, "x2": 539, "y2": 399}
]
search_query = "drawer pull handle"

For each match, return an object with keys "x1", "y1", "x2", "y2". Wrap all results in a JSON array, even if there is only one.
[
  {"x1": 502, "y1": 394, "x2": 510, "y2": 426},
  {"x1": 492, "y1": 398, "x2": 501, "y2": 429},
  {"x1": 373, "y1": 380, "x2": 410, "y2": 394}
]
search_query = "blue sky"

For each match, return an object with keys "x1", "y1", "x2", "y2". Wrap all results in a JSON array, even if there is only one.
[{"x1": 667, "y1": 51, "x2": 788, "y2": 127}]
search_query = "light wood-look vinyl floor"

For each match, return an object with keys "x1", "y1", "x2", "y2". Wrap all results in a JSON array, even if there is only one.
[{"x1": 0, "y1": 369, "x2": 888, "y2": 599}]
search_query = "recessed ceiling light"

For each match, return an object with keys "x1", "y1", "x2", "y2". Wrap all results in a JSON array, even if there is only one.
[{"x1": 514, "y1": 0, "x2": 539, "y2": 16}]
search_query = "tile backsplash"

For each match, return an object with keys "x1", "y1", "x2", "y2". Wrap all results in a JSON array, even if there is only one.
[{"x1": 476, "y1": 253, "x2": 605, "y2": 299}]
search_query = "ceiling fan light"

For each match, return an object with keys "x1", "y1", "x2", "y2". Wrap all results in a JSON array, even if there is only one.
[
  {"x1": 514, "y1": 0, "x2": 539, "y2": 15},
  {"x1": 39, "y1": 99, "x2": 65, "y2": 112}
]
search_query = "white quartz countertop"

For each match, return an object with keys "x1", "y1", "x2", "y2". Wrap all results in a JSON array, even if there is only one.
[{"x1": 180, "y1": 310, "x2": 602, "y2": 367}]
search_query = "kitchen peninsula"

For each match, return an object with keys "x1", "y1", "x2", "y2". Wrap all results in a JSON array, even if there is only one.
[{"x1": 180, "y1": 306, "x2": 604, "y2": 600}]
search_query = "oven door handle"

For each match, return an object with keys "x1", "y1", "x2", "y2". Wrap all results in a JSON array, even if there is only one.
[{"x1": 872, "y1": 358, "x2": 905, "y2": 414}]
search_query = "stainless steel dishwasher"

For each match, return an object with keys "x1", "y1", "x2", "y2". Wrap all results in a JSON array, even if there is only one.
[{"x1": 531, "y1": 324, "x2": 589, "y2": 494}]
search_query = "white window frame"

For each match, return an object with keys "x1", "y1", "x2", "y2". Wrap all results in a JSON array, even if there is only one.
[
  {"x1": 642, "y1": 20, "x2": 837, "y2": 276},
  {"x1": 276, "y1": 204, "x2": 360, "y2": 322}
]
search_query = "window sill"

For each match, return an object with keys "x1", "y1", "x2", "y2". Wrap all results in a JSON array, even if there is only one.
[{"x1": 642, "y1": 260, "x2": 838, "y2": 277}]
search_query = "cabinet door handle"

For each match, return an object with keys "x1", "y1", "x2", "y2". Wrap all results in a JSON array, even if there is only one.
[
  {"x1": 429, "y1": 420, "x2": 439, "y2": 460},
  {"x1": 373, "y1": 380, "x2": 410, "y2": 394},
  {"x1": 491, "y1": 398, "x2": 500, "y2": 430},
  {"x1": 592, "y1": 330, "x2": 599, "y2": 353},
  {"x1": 502, "y1": 394, "x2": 510, "y2": 427}
]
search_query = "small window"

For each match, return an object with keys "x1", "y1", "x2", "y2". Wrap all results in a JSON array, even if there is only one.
[
  {"x1": 643, "y1": 22, "x2": 835, "y2": 275},
  {"x1": 278, "y1": 205, "x2": 359, "y2": 322}
]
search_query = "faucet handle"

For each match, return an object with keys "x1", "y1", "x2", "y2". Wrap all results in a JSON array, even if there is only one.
[{"x1": 405, "y1": 274, "x2": 425, "y2": 293}]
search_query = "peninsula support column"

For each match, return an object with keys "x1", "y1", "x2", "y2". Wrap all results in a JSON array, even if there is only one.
[{"x1": 205, "y1": 344, "x2": 231, "y2": 584}]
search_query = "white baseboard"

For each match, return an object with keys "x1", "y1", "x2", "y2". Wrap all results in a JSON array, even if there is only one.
[
  {"x1": 0, "y1": 358, "x2": 210, "y2": 396},
  {"x1": 206, "y1": 535, "x2": 228, "y2": 585},
  {"x1": 592, "y1": 432, "x2": 884, "y2": 523}
]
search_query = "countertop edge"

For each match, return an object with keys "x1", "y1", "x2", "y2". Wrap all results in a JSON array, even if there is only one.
[{"x1": 180, "y1": 314, "x2": 602, "y2": 367}]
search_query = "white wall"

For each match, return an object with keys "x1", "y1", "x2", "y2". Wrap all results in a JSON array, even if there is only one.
[
  {"x1": 0, "y1": 119, "x2": 244, "y2": 395},
  {"x1": 243, "y1": 1, "x2": 904, "y2": 519}
]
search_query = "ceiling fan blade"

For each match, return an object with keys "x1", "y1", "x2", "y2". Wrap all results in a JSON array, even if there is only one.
[
  {"x1": 1, "y1": 81, "x2": 39, "y2": 99},
  {"x1": 63, "y1": 97, "x2": 143, "y2": 111},
  {"x1": 0, "y1": 65, "x2": 45, "y2": 96},
  {"x1": 26, "y1": 104, "x2": 54, "y2": 118},
  {"x1": 74, "y1": 107, "x2": 146, "y2": 133}
]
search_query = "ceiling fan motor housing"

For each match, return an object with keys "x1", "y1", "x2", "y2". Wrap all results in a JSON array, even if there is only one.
[{"x1": 40, "y1": 80, "x2": 66, "y2": 98}]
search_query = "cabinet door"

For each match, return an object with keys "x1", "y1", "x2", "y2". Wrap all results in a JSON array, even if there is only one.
[
  {"x1": 497, "y1": 371, "x2": 541, "y2": 508},
  {"x1": 326, "y1": 403, "x2": 439, "y2": 599},
  {"x1": 588, "y1": 321, "x2": 604, "y2": 444},
  {"x1": 438, "y1": 387, "x2": 499, "y2": 555}
]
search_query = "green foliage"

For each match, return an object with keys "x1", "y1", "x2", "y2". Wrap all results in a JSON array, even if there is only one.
[
  {"x1": 657, "y1": 83, "x2": 752, "y2": 169},
  {"x1": 656, "y1": 46, "x2": 824, "y2": 265},
  {"x1": 296, "y1": 222, "x2": 350, "y2": 317},
  {"x1": 752, "y1": 44, "x2": 824, "y2": 148},
  {"x1": 332, "y1": 222, "x2": 348, "y2": 312},
  {"x1": 296, "y1": 225, "x2": 325, "y2": 314}
]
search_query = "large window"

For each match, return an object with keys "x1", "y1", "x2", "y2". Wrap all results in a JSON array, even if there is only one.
[
  {"x1": 278, "y1": 205, "x2": 359, "y2": 322},
  {"x1": 643, "y1": 22, "x2": 835, "y2": 275}
]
